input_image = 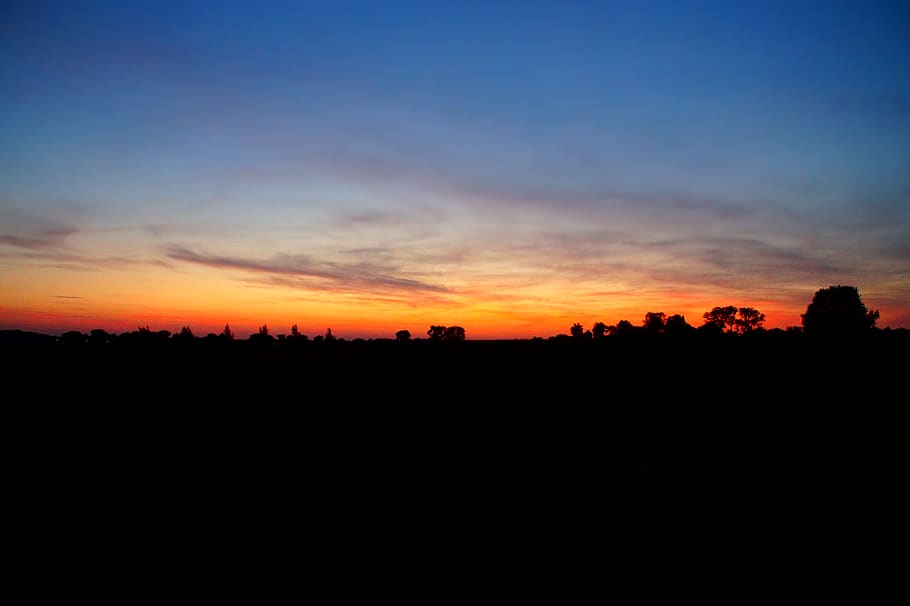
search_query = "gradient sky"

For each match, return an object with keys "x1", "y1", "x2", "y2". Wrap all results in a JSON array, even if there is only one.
[{"x1": 2, "y1": 1, "x2": 908, "y2": 338}]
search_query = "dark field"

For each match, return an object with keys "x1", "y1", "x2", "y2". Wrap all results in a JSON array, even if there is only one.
[{"x1": 3, "y1": 331, "x2": 908, "y2": 603}]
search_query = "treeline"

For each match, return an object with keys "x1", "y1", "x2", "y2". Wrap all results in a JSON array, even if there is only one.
[
  {"x1": 563, "y1": 306, "x2": 769, "y2": 340},
  {"x1": 0, "y1": 284, "x2": 900, "y2": 351},
  {"x1": 0, "y1": 322, "x2": 465, "y2": 350},
  {"x1": 565, "y1": 285, "x2": 885, "y2": 339}
]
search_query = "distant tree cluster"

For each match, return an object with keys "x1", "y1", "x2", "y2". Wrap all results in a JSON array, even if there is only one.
[
  {"x1": 565, "y1": 312, "x2": 700, "y2": 339},
  {"x1": 701, "y1": 306, "x2": 766, "y2": 334},
  {"x1": 427, "y1": 325, "x2": 466, "y2": 341},
  {"x1": 563, "y1": 285, "x2": 881, "y2": 340}
]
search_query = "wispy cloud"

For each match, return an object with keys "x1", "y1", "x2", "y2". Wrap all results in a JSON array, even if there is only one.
[
  {"x1": 165, "y1": 246, "x2": 449, "y2": 294},
  {"x1": 0, "y1": 226, "x2": 78, "y2": 250}
]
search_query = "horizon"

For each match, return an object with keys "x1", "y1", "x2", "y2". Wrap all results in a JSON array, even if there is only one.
[
  {"x1": 0, "y1": 288, "x2": 894, "y2": 341},
  {"x1": 2, "y1": 2, "x2": 909, "y2": 337}
]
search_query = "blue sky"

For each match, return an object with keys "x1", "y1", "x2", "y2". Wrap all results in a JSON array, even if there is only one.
[{"x1": 1, "y1": 1, "x2": 909, "y2": 335}]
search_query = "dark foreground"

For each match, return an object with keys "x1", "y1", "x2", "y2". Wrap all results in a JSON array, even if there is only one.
[{"x1": 2, "y1": 331, "x2": 908, "y2": 603}]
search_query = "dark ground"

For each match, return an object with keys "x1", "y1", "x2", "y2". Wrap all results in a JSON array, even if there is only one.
[{"x1": 2, "y1": 331, "x2": 908, "y2": 603}]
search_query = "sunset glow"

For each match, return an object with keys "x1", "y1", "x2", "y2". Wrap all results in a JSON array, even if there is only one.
[{"x1": 2, "y1": 2, "x2": 908, "y2": 338}]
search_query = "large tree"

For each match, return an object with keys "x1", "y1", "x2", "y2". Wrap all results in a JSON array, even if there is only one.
[
  {"x1": 702, "y1": 306, "x2": 739, "y2": 333},
  {"x1": 736, "y1": 307, "x2": 766, "y2": 333},
  {"x1": 801, "y1": 285, "x2": 879, "y2": 335}
]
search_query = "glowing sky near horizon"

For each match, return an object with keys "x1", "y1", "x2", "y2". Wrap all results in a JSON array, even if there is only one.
[{"x1": 1, "y1": 1, "x2": 909, "y2": 338}]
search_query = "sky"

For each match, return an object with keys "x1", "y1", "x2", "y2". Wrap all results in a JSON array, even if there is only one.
[{"x1": 1, "y1": 0, "x2": 908, "y2": 338}]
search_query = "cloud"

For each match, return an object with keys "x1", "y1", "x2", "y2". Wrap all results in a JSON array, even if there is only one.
[
  {"x1": 165, "y1": 246, "x2": 449, "y2": 294},
  {"x1": 0, "y1": 226, "x2": 78, "y2": 250},
  {"x1": 0, "y1": 210, "x2": 192, "y2": 271}
]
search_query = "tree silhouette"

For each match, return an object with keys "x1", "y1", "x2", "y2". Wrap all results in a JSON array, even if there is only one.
[
  {"x1": 250, "y1": 323, "x2": 275, "y2": 346},
  {"x1": 324, "y1": 328, "x2": 336, "y2": 342},
  {"x1": 703, "y1": 306, "x2": 739, "y2": 333},
  {"x1": 592, "y1": 322, "x2": 608, "y2": 339},
  {"x1": 570, "y1": 323, "x2": 585, "y2": 338},
  {"x1": 395, "y1": 329, "x2": 411, "y2": 341},
  {"x1": 88, "y1": 328, "x2": 111, "y2": 346},
  {"x1": 643, "y1": 312, "x2": 666, "y2": 333},
  {"x1": 443, "y1": 326, "x2": 466, "y2": 341},
  {"x1": 59, "y1": 330, "x2": 85, "y2": 345},
  {"x1": 220, "y1": 323, "x2": 234, "y2": 340},
  {"x1": 427, "y1": 325, "x2": 465, "y2": 341},
  {"x1": 664, "y1": 314, "x2": 695, "y2": 335},
  {"x1": 171, "y1": 326, "x2": 195, "y2": 345},
  {"x1": 801, "y1": 285, "x2": 879, "y2": 335},
  {"x1": 736, "y1": 307, "x2": 766, "y2": 334},
  {"x1": 609, "y1": 320, "x2": 636, "y2": 336}
]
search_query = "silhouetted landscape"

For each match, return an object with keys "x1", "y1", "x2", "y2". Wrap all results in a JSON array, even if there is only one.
[
  {"x1": 2, "y1": 287, "x2": 908, "y2": 602},
  {"x1": 5, "y1": 2, "x2": 910, "y2": 601}
]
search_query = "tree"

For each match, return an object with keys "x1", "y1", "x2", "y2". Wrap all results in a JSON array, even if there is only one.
[
  {"x1": 427, "y1": 325, "x2": 465, "y2": 341},
  {"x1": 703, "y1": 306, "x2": 739, "y2": 333},
  {"x1": 570, "y1": 323, "x2": 585, "y2": 338},
  {"x1": 592, "y1": 322, "x2": 608, "y2": 339},
  {"x1": 443, "y1": 326, "x2": 466, "y2": 341},
  {"x1": 88, "y1": 329, "x2": 111, "y2": 346},
  {"x1": 290, "y1": 324, "x2": 300, "y2": 337},
  {"x1": 643, "y1": 312, "x2": 666, "y2": 332},
  {"x1": 395, "y1": 329, "x2": 411, "y2": 341},
  {"x1": 801, "y1": 285, "x2": 879, "y2": 335},
  {"x1": 220, "y1": 323, "x2": 234, "y2": 340},
  {"x1": 608, "y1": 320, "x2": 636, "y2": 336},
  {"x1": 324, "y1": 328, "x2": 336, "y2": 342},
  {"x1": 664, "y1": 314, "x2": 695, "y2": 335},
  {"x1": 173, "y1": 326, "x2": 194, "y2": 342},
  {"x1": 250, "y1": 323, "x2": 275, "y2": 346},
  {"x1": 736, "y1": 307, "x2": 766, "y2": 334},
  {"x1": 59, "y1": 330, "x2": 86, "y2": 345}
]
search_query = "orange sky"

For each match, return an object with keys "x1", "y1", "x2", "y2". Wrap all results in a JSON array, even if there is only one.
[{"x1": 0, "y1": 255, "x2": 894, "y2": 338}]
